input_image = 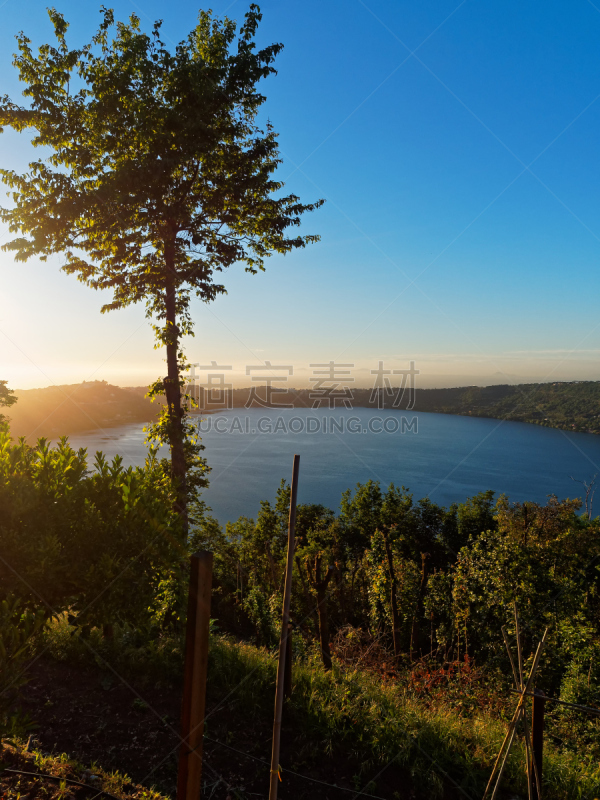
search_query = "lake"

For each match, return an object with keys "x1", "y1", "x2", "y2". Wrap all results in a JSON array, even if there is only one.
[{"x1": 63, "y1": 408, "x2": 600, "y2": 524}]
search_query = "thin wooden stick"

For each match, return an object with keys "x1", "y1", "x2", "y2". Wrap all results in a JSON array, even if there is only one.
[
  {"x1": 493, "y1": 631, "x2": 547, "y2": 794},
  {"x1": 521, "y1": 709, "x2": 533, "y2": 800},
  {"x1": 487, "y1": 625, "x2": 526, "y2": 796},
  {"x1": 483, "y1": 701, "x2": 524, "y2": 800},
  {"x1": 502, "y1": 623, "x2": 532, "y2": 800},
  {"x1": 502, "y1": 626, "x2": 520, "y2": 690},
  {"x1": 521, "y1": 701, "x2": 542, "y2": 800},
  {"x1": 490, "y1": 723, "x2": 520, "y2": 800},
  {"x1": 269, "y1": 455, "x2": 300, "y2": 800},
  {"x1": 514, "y1": 604, "x2": 524, "y2": 691},
  {"x1": 483, "y1": 629, "x2": 548, "y2": 800},
  {"x1": 523, "y1": 630, "x2": 548, "y2": 698},
  {"x1": 513, "y1": 607, "x2": 531, "y2": 795}
]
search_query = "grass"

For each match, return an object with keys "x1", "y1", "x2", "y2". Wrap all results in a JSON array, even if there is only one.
[
  {"x1": 207, "y1": 635, "x2": 600, "y2": 799},
  {"x1": 0, "y1": 741, "x2": 168, "y2": 800},
  {"x1": 36, "y1": 617, "x2": 600, "y2": 799}
]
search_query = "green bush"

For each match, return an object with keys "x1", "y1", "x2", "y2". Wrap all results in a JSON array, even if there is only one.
[
  {"x1": 0, "y1": 426, "x2": 184, "y2": 630},
  {"x1": 0, "y1": 595, "x2": 45, "y2": 739}
]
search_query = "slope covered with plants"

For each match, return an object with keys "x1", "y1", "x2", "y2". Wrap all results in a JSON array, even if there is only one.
[{"x1": 3, "y1": 423, "x2": 600, "y2": 796}]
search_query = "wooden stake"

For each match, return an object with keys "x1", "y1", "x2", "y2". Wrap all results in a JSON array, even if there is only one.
[
  {"x1": 501, "y1": 623, "x2": 532, "y2": 800},
  {"x1": 484, "y1": 628, "x2": 548, "y2": 800},
  {"x1": 501, "y1": 626, "x2": 520, "y2": 690},
  {"x1": 269, "y1": 455, "x2": 300, "y2": 800},
  {"x1": 530, "y1": 690, "x2": 545, "y2": 800},
  {"x1": 501, "y1": 615, "x2": 542, "y2": 800},
  {"x1": 177, "y1": 551, "x2": 213, "y2": 800},
  {"x1": 513, "y1": 608, "x2": 532, "y2": 798},
  {"x1": 514, "y1": 603, "x2": 524, "y2": 691}
]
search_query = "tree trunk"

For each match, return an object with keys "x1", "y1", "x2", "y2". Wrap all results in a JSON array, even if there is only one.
[
  {"x1": 265, "y1": 547, "x2": 279, "y2": 592},
  {"x1": 334, "y1": 563, "x2": 347, "y2": 625},
  {"x1": 296, "y1": 556, "x2": 320, "y2": 638},
  {"x1": 383, "y1": 532, "x2": 401, "y2": 659},
  {"x1": 316, "y1": 584, "x2": 332, "y2": 671},
  {"x1": 164, "y1": 237, "x2": 188, "y2": 536},
  {"x1": 410, "y1": 552, "x2": 430, "y2": 661},
  {"x1": 306, "y1": 556, "x2": 334, "y2": 671}
]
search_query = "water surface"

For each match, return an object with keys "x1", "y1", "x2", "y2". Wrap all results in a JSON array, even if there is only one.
[{"x1": 64, "y1": 408, "x2": 600, "y2": 524}]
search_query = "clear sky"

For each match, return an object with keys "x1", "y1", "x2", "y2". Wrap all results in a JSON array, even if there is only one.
[{"x1": 2, "y1": 0, "x2": 600, "y2": 390}]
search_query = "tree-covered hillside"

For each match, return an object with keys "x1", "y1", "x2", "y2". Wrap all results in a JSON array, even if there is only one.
[
  {"x1": 7, "y1": 381, "x2": 160, "y2": 439},
  {"x1": 403, "y1": 381, "x2": 600, "y2": 433},
  {"x1": 6, "y1": 379, "x2": 600, "y2": 439},
  {"x1": 225, "y1": 381, "x2": 600, "y2": 434}
]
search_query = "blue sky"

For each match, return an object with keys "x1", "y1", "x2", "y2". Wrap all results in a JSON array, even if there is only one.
[{"x1": 2, "y1": 0, "x2": 600, "y2": 390}]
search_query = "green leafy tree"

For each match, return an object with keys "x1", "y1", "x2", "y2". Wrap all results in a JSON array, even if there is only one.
[
  {"x1": 0, "y1": 380, "x2": 16, "y2": 424},
  {"x1": 0, "y1": 5, "x2": 322, "y2": 529}
]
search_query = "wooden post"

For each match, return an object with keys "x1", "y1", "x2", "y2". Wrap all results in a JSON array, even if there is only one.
[
  {"x1": 177, "y1": 551, "x2": 213, "y2": 800},
  {"x1": 530, "y1": 689, "x2": 545, "y2": 800},
  {"x1": 269, "y1": 454, "x2": 300, "y2": 800}
]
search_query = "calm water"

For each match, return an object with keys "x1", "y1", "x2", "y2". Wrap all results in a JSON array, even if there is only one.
[{"x1": 63, "y1": 408, "x2": 600, "y2": 524}]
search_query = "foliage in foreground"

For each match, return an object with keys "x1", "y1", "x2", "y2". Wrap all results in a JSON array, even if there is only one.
[
  {"x1": 4, "y1": 425, "x2": 600, "y2": 795},
  {"x1": 203, "y1": 634, "x2": 600, "y2": 798},
  {"x1": 34, "y1": 619, "x2": 600, "y2": 799},
  {"x1": 208, "y1": 479, "x2": 600, "y2": 704},
  {"x1": 1, "y1": 740, "x2": 168, "y2": 800},
  {"x1": 0, "y1": 425, "x2": 185, "y2": 629},
  {"x1": 0, "y1": 597, "x2": 45, "y2": 740}
]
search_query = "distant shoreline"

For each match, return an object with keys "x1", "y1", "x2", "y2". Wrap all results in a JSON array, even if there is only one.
[
  {"x1": 6, "y1": 379, "x2": 600, "y2": 440},
  {"x1": 187, "y1": 381, "x2": 600, "y2": 437}
]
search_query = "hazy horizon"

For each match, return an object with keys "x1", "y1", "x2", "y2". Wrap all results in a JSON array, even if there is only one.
[{"x1": 11, "y1": 371, "x2": 600, "y2": 395}]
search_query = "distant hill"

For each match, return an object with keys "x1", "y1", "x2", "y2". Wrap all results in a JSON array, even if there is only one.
[
  {"x1": 401, "y1": 381, "x2": 600, "y2": 433},
  {"x1": 5, "y1": 379, "x2": 600, "y2": 440},
  {"x1": 191, "y1": 381, "x2": 600, "y2": 435},
  {"x1": 405, "y1": 381, "x2": 600, "y2": 433},
  {"x1": 6, "y1": 381, "x2": 160, "y2": 441}
]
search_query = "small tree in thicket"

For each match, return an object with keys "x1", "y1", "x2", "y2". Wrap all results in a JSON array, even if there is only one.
[{"x1": 0, "y1": 6, "x2": 323, "y2": 531}]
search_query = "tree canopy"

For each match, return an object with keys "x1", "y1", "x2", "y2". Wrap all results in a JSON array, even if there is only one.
[
  {"x1": 0, "y1": 380, "x2": 17, "y2": 424},
  {"x1": 0, "y1": 5, "x2": 323, "y2": 528}
]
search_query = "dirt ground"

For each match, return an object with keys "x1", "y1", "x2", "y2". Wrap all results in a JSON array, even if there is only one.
[{"x1": 15, "y1": 657, "x2": 413, "y2": 800}]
